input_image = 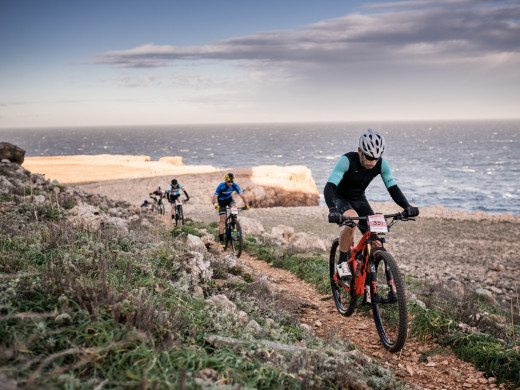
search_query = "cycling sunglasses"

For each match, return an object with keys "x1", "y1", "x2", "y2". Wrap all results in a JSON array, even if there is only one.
[{"x1": 362, "y1": 153, "x2": 380, "y2": 161}]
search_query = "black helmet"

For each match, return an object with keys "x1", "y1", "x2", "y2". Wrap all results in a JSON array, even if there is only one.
[
  {"x1": 171, "y1": 179, "x2": 178, "y2": 185},
  {"x1": 224, "y1": 172, "x2": 235, "y2": 182}
]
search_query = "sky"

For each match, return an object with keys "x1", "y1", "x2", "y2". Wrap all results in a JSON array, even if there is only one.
[{"x1": 1, "y1": 0, "x2": 520, "y2": 127}]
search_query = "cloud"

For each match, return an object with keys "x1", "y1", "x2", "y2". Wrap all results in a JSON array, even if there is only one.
[{"x1": 93, "y1": 0, "x2": 520, "y2": 69}]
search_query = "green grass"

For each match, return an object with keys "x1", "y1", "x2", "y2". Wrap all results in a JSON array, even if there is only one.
[
  {"x1": 443, "y1": 332, "x2": 520, "y2": 386},
  {"x1": 245, "y1": 237, "x2": 330, "y2": 294},
  {"x1": 0, "y1": 188, "x2": 407, "y2": 389}
]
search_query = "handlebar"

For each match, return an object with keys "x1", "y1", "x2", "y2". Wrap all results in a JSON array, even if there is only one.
[
  {"x1": 338, "y1": 212, "x2": 415, "y2": 229},
  {"x1": 224, "y1": 205, "x2": 250, "y2": 212}
]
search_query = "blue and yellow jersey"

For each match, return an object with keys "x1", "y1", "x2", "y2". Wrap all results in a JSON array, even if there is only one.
[{"x1": 214, "y1": 182, "x2": 242, "y2": 200}]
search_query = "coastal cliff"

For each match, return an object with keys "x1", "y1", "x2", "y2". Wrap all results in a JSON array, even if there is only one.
[{"x1": 23, "y1": 155, "x2": 320, "y2": 208}]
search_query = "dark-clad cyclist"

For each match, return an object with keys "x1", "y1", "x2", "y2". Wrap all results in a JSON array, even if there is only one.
[
  {"x1": 324, "y1": 129, "x2": 419, "y2": 279},
  {"x1": 167, "y1": 179, "x2": 189, "y2": 223},
  {"x1": 212, "y1": 172, "x2": 249, "y2": 247},
  {"x1": 149, "y1": 186, "x2": 165, "y2": 213}
]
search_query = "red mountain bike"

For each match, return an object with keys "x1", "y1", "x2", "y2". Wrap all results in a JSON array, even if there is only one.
[{"x1": 329, "y1": 212, "x2": 414, "y2": 352}]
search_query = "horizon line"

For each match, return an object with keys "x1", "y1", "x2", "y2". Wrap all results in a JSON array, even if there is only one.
[{"x1": 2, "y1": 117, "x2": 520, "y2": 130}]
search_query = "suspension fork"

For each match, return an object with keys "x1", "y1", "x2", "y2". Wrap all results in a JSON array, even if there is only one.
[
  {"x1": 366, "y1": 237, "x2": 378, "y2": 301},
  {"x1": 369, "y1": 235, "x2": 397, "y2": 304},
  {"x1": 366, "y1": 235, "x2": 389, "y2": 302}
]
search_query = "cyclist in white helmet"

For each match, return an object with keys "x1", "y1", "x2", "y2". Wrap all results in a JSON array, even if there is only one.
[{"x1": 324, "y1": 129, "x2": 419, "y2": 278}]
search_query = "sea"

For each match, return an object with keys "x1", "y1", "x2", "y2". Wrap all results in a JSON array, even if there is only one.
[{"x1": 1, "y1": 120, "x2": 519, "y2": 216}]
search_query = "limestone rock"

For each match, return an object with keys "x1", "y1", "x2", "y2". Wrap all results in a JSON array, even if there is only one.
[
  {"x1": 246, "y1": 319, "x2": 263, "y2": 334},
  {"x1": 186, "y1": 252, "x2": 213, "y2": 283},
  {"x1": 191, "y1": 285, "x2": 204, "y2": 299},
  {"x1": 158, "y1": 156, "x2": 183, "y2": 165},
  {"x1": 271, "y1": 225, "x2": 294, "y2": 242},
  {"x1": 185, "y1": 234, "x2": 207, "y2": 253},
  {"x1": 244, "y1": 165, "x2": 319, "y2": 207},
  {"x1": 0, "y1": 176, "x2": 14, "y2": 194},
  {"x1": 205, "y1": 294, "x2": 237, "y2": 312},
  {"x1": 288, "y1": 232, "x2": 327, "y2": 251},
  {"x1": 0, "y1": 142, "x2": 25, "y2": 165},
  {"x1": 66, "y1": 204, "x2": 128, "y2": 232},
  {"x1": 239, "y1": 216, "x2": 265, "y2": 235}
]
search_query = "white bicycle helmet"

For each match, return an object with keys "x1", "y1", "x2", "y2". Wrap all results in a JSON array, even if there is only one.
[{"x1": 359, "y1": 129, "x2": 386, "y2": 159}]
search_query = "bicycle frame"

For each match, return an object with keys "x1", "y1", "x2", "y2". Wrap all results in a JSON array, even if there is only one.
[
  {"x1": 334, "y1": 213, "x2": 402, "y2": 298},
  {"x1": 225, "y1": 205, "x2": 239, "y2": 225}
]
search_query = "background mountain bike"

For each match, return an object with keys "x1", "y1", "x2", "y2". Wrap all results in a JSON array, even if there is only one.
[
  {"x1": 223, "y1": 206, "x2": 246, "y2": 257},
  {"x1": 150, "y1": 194, "x2": 165, "y2": 215},
  {"x1": 329, "y1": 212, "x2": 413, "y2": 352},
  {"x1": 174, "y1": 198, "x2": 187, "y2": 226}
]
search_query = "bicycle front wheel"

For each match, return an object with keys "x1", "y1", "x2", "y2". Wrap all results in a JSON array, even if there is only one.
[
  {"x1": 174, "y1": 205, "x2": 183, "y2": 226},
  {"x1": 158, "y1": 203, "x2": 165, "y2": 215},
  {"x1": 329, "y1": 238, "x2": 357, "y2": 316},
  {"x1": 225, "y1": 220, "x2": 243, "y2": 257},
  {"x1": 178, "y1": 205, "x2": 184, "y2": 225},
  {"x1": 370, "y1": 250, "x2": 408, "y2": 352},
  {"x1": 231, "y1": 221, "x2": 243, "y2": 258}
]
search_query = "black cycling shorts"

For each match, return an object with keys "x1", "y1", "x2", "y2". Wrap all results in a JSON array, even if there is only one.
[
  {"x1": 217, "y1": 198, "x2": 235, "y2": 215},
  {"x1": 335, "y1": 195, "x2": 374, "y2": 230},
  {"x1": 168, "y1": 194, "x2": 181, "y2": 204}
]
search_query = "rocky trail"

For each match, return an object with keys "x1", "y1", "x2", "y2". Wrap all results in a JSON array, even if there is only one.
[{"x1": 238, "y1": 252, "x2": 503, "y2": 390}]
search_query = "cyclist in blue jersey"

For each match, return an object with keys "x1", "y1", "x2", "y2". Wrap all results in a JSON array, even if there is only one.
[
  {"x1": 324, "y1": 129, "x2": 419, "y2": 279},
  {"x1": 167, "y1": 179, "x2": 189, "y2": 223},
  {"x1": 212, "y1": 172, "x2": 250, "y2": 247}
]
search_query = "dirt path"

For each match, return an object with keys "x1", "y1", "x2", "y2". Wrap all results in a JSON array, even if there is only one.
[{"x1": 239, "y1": 253, "x2": 502, "y2": 390}]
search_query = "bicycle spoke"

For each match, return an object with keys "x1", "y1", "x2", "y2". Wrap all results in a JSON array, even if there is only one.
[{"x1": 371, "y1": 251, "x2": 407, "y2": 352}]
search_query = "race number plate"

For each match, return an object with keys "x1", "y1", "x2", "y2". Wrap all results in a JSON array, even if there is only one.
[
  {"x1": 231, "y1": 207, "x2": 238, "y2": 215},
  {"x1": 368, "y1": 214, "x2": 388, "y2": 233}
]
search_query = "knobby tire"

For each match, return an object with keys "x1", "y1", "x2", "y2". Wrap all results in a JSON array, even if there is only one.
[
  {"x1": 224, "y1": 219, "x2": 243, "y2": 258},
  {"x1": 233, "y1": 221, "x2": 243, "y2": 258},
  {"x1": 175, "y1": 205, "x2": 184, "y2": 226},
  {"x1": 179, "y1": 205, "x2": 184, "y2": 225},
  {"x1": 329, "y1": 238, "x2": 357, "y2": 316},
  {"x1": 370, "y1": 250, "x2": 408, "y2": 352}
]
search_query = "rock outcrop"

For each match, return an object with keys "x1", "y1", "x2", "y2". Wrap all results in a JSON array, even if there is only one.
[
  {"x1": 158, "y1": 156, "x2": 183, "y2": 165},
  {"x1": 243, "y1": 165, "x2": 319, "y2": 207},
  {"x1": 0, "y1": 142, "x2": 25, "y2": 164}
]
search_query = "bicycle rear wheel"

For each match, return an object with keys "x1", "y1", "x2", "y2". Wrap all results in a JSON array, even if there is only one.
[
  {"x1": 370, "y1": 250, "x2": 408, "y2": 352},
  {"x1": 329, "y1": 238, "x2": 357, "y2": 316}
]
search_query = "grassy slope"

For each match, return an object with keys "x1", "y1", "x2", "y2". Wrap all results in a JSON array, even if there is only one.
[{"x1": 0, "y1": 165, "x2": 405, "y2": 390}]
